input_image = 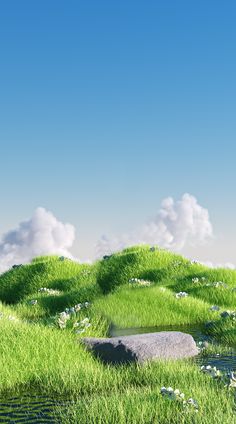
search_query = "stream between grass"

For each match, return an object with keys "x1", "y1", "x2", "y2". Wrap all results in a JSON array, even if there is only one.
[
  {"x1": 1, "y1": 324, "x2": 236, "y2": 423},
  {"x1": 111, "y1": 323, "x2": 236, "y2": 371}
]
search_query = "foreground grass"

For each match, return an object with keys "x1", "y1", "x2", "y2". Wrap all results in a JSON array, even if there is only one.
[
  {"x1": 59, "y1": 383, "x2": 236, "y2": 424},
  {"x1": 0, "y1": 317, "x2": 235, "y2": 423}
]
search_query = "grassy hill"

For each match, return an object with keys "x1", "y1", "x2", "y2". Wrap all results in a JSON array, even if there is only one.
[{"x1": 0, "y1": 245, "x2": 236, "y2": 423}]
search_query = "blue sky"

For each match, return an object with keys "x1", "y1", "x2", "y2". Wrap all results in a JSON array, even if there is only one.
[{"x1": 0, "y1": 1, "x2": 236, "y2": 264}]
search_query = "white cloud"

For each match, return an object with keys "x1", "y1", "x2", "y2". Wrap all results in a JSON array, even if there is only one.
[
  {"x1": 0, "y1": 199, "x2": 234, "y2": 272},
  {"x1": 95, "y1": 193, "x2": 213, "y2": 258},
  {"x1": 0, "y1": 207, "x2": 75, "y2": 273},
  {"x1": 199, "y1": 261, "x2": 236, "y2": 270}
]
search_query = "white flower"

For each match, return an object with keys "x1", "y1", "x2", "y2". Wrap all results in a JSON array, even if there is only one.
[
  {"x1": 161, "y1": 386, "x2": 198, "y2": 411},
  {"x1": 129, "y1": 278, "x2": 151, "y2": 287},
  {"x1": 212, "y1": 281, "x2": 228, "y2": 288},
  {"x1": 220, "y1": 310, "x2": 236, "y2": 320},
  {"x1": 38, "y1": 287, "x2": 60, "y2": 295},
  {"x1": 59, "y1": 312, "x2": 70, "y2": 321},
  {"x1": 75, "y1": 328, "x2": 85, "y2": 334},
  {"x1": 8, "y1": 315, "x2": 18, "y2": 321},
  {"x1": 192, "y1": 278, "x2": 199, "y2": 284},
  {"x1": 228, "y1": 372, "x2": 236, "y2": 389},
  {"x1": 201, "y1": 365, "x2": 221, "y2": 378},
  {"x1": 175, "y1": 292, "x2": 188, "y2": 299},
  {"x1": 209, "y1": 305, "x2": 220, "y2": 312},
  {"x1": 29, "y1": 299, "x2": 37, "y2": 306},
  {"x1": 75, "y1": 304, "x2": 82, "y2": 312}
]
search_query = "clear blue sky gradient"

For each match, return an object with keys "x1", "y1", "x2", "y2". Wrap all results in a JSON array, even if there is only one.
[{"x1": 0, "y1": 1, "x2": 236, "y2": 261}]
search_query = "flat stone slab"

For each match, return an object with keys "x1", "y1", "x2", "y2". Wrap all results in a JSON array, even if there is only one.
[{"x1": 81, "y1": 331, "x2": 199, "y2": 364}]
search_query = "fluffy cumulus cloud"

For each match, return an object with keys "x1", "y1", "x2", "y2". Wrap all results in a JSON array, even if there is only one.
[
  {"x1": 95, "y1": 193, "x2": 213, "y2": 258},
  {"x1": 0, "y1": 207, "x2": 75, "y2": 273}
]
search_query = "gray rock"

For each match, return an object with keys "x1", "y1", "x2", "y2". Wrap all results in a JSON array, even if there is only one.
[{"x1": 81, "y1": 331, "x2": 199, "y2": 364}]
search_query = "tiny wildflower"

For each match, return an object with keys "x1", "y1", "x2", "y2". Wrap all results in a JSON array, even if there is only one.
[
  {"x1": 192, "y1": 277, "x2": 199, "y2": 284},
  {"x1": 175, "y1": 292, "x2": 188, "y2": 299},
  {"x1": 201, "y1": 365, "x2": 222, "y2": 379},
  {"x1": 129, "y1": 278, "x2": 151, "y2": 287},
  {"x1": 29, "y1": 299, "x2": 38, "y2": 306},
  {"x1": 209, "y1": 305, "x2": 220, "y2": 312},
  {"x1": 161, "y1": 387, "x2": 198, "y2": 412}
]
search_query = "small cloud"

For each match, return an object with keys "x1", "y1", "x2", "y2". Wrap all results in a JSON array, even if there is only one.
[
  {"x1": 0, "y1": 207, "x2": 76, "y2": 273},
  {"x1": 95, "y1": 193, "x2": 213, "y2": 258},
  {"x1": 200, "y1": 260, "x2": 235, "y2": 269}
]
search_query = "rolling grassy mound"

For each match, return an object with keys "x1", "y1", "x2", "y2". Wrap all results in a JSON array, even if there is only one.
[
  {"x1": 0, "y1": 245, "x2": 236, "y2": 326},
  {"x1": 0, "y1": 245, "x2": 236, "y2": 422},
  {"x1": 0, "y1": 256, "x2": 98, "y2": 304}
]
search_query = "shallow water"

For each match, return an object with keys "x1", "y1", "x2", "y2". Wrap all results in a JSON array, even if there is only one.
[
  {"x1": 110, "y1": 323, "x2": 207, "y2": 341},
  {"x1": 110, "y1": 323, "x2": 236, "y2": 371},
  {"x1": 1, "y1": 324, "x2": 235, "y2": 422},
  {"x1": 0, "y1": 394, "x2": 68, "y2": 423}
]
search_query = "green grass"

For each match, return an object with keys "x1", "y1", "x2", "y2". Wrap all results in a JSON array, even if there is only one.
[
  {"x1": 93, "y1": 285, "x2": 214, "y2": 328},
  {"x1": 0, "y1": 256, "x2": 98, "y2": 304},
  {"x1": 0, "y1": 245, "x2": 236, "y2": 423},
  {"x1": 0, "y1": 314, "x2": 235, "y2": 423},
  {"x1": 96, "y1": 245, "x2": 205, "y2": 293}
]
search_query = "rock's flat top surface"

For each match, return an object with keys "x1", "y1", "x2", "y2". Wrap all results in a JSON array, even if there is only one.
[{"x1": 82, "y1": 331, "x2": 199, "y2": 364}]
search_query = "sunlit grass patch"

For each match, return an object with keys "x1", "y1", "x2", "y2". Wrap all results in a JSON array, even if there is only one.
[{"x1": 93, "y1": 285, "x2": 214, "y2": 328}]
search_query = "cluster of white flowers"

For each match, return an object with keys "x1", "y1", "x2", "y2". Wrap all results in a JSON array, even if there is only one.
[
  {"x1": 58, "y1": 311, "x2": 70, "y2": 328},
  {"x1": 192, "y1": 277, "x2": 199, "y2": 284},
  {"x1": 205, "y1": 281, "x2": 228, "y2": 288},
  {"x1": 129, "y1": 278, "x2": 152, "y2": 287},
  {"x1": 57, "y1": 302, "x2": 91, "y2": 330},
  {"x1": 73, "y1": 302, "x2": 90, "y2": 312},
  {"x1": 201, "y1": 365, "x2": 222, "y2": 379},
  {"x1": 220, "y1": 310, "x2": 236, "y2": 320},
  {"x1": 0, "y1": 311, "x2": 19, "y2": 322},
  {"x1": 172, "y1": 260, "x2": 182, "y2": 267},
  {"x1": 74, "y1": 317, "x2": 91, "y2": 334},
  {"x1": 38, "y1": 287, "x2": 60, "y2": 295},
  {"x1": 196, "y1": 340, "x2": 209, "y2": 352},
  {"x1": 190, "y1": 277, "x2": 231, "y2": 289},
  {"x1": 160, "y1": 387, "x2": 198, "y2": 412},
  {"x1": 192, "y1": 277, "x2": 206, "y2": 284},
  {"x1": 228, "y1": 372, "x2": 236, "y2": 389},
  {"x1": 201, "y1": 365, "x2": 236, "y2": 389},
  {"x1": 29, "y1": 299, "x2": 38, "y2": 306},
  {"x1": 175, "y1": 291, "x2": 188, "y2": 299}
]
